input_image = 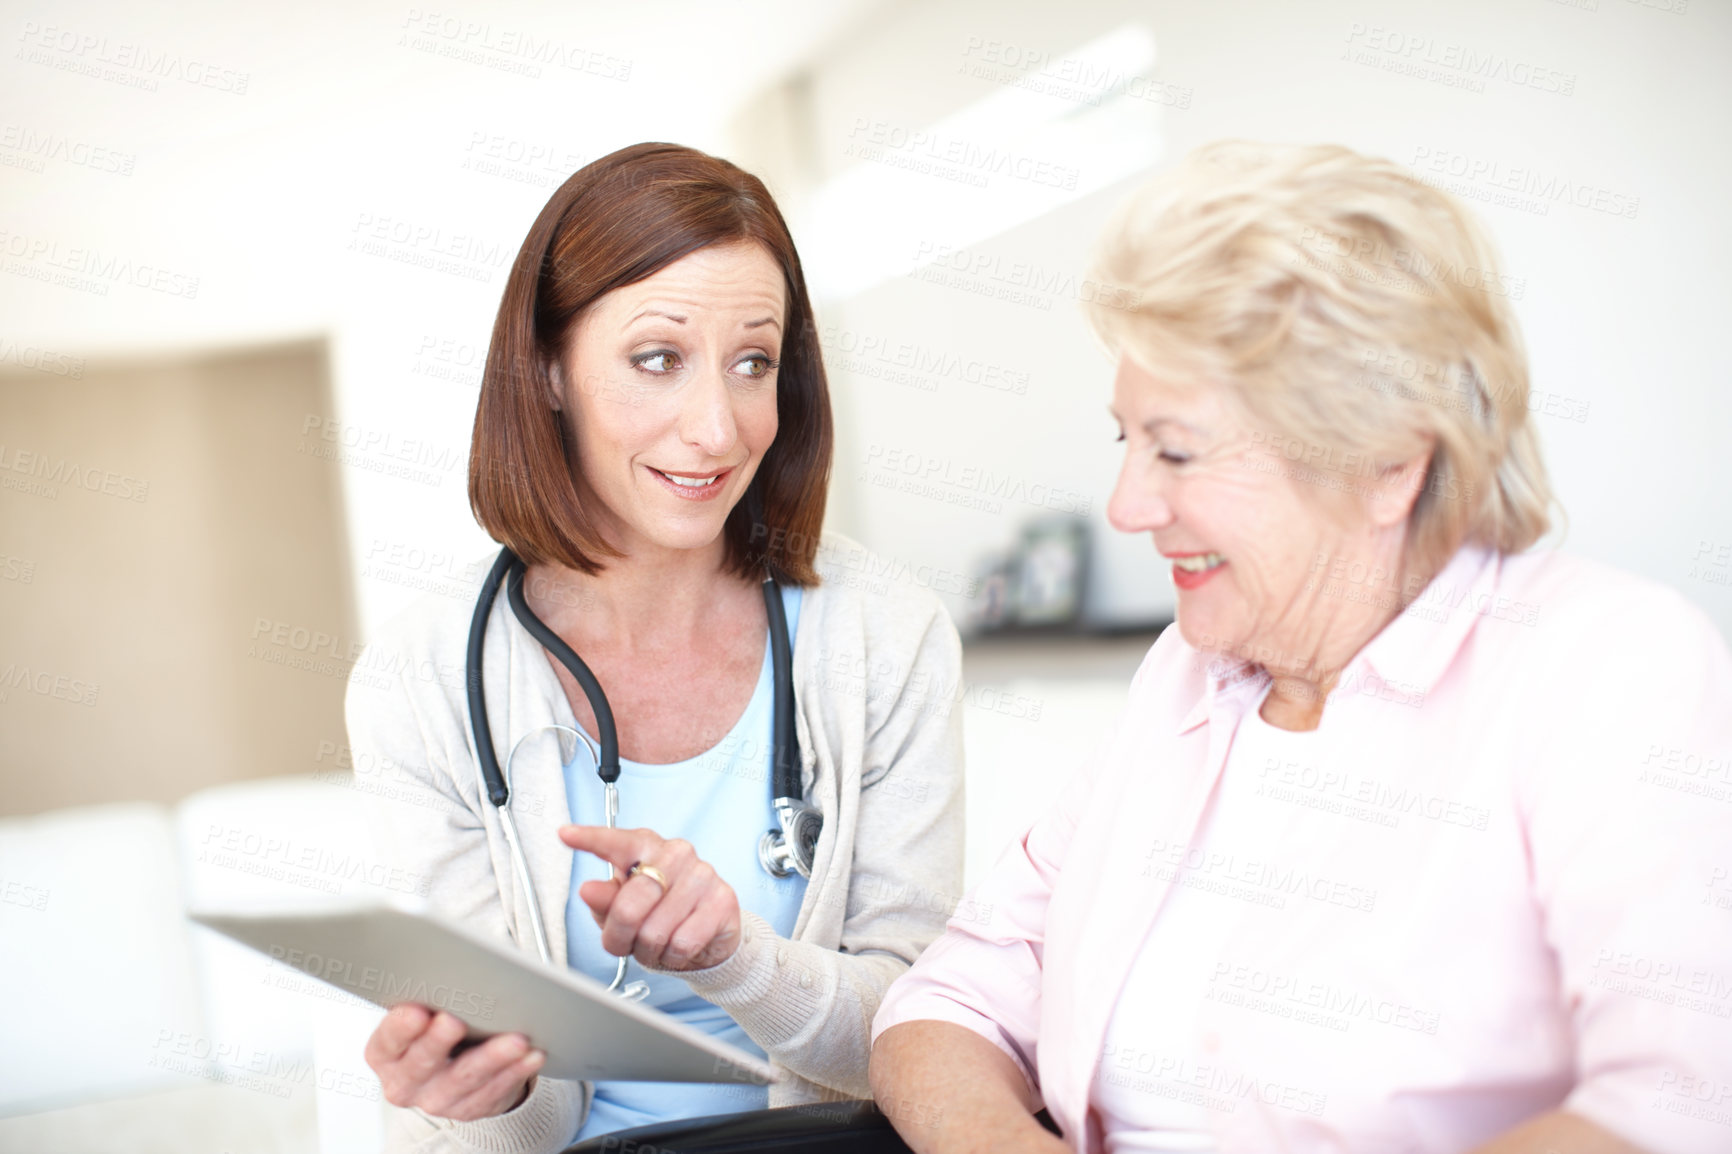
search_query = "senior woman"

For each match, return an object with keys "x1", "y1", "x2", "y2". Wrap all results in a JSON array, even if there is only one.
[
  {"x1": 870, "y1": 142, "x2": 1732, "y2": 1154},
  {"x1": 345, "y1": 143, "x2": 963, "y2": 1153}
]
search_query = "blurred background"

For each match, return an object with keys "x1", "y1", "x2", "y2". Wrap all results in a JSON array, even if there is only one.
[{"x1": 2, "y1": 0, "x2": 1727, "y2": 1149}]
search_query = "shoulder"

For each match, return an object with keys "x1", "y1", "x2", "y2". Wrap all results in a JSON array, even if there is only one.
[
  {"x1": 1475, "y1": 550, "x2": 1732, "y2": 817},
  {"x1": 363, "y1": 570, "x2": 487, "y2": 670},
  {"x1": 792, "y1": 533, "x2": 966, "y2": 747},
  {"x1": 344, "y1": 551, "x2": 494, "y2": 718},
  {"x1": 798, "y1": 531, "x2": 963, "y2": 665},
  {"x1": 1490, "y1": 548, "x2": 1727, "y2": 676},
  {"x1": 1500, "y1": 547, "x2": 1696, "y2": 619}
]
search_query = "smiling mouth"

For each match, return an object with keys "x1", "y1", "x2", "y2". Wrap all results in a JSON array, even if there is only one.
[
  {"x1": 651, "y1": 469, "x2": 723, "y2": 489},
  {"x1": 648, "y1": 466, "x2": 734, "y2": 496},
  {"x1": 1170, "y1": 552, "x2": 1224, "y2": 573},
  {"x1": 1166, "y1": 551, "x2": 1227, "y2": 590}
]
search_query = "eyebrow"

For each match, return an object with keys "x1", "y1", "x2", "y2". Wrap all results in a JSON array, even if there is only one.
[
  {"x1": 627, "y1": 309, "x2": 781, "y2": 332},
  {"x1": 1106, "y1": 406, "x2": 1200, "y2": 436}
]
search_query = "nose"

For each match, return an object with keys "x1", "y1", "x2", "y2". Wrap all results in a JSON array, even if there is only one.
[
  {"x1": 678, "y1": 364, "x2": 739, "y2": 458},
  {"x1": 1106, "y1": 450, "x2": 1175, "y2": 535}
]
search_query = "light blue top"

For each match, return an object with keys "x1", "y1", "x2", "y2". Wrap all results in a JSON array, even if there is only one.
[{"x1": 562, "y1": 585, "x2": 806, "y2": 1141}]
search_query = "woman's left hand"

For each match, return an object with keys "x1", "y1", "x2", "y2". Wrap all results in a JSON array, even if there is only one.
[{"x1": 558, "y1": 825, "x2": 743, "y2": 971}]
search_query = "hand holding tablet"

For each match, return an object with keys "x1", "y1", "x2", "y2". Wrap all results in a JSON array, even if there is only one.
[
  {"x1": 365, "y1": 1003, "x2": 545, "y2": 1120},
  {"x1": 191, "y1": 900, "x2": 777, "y2": 1086}
]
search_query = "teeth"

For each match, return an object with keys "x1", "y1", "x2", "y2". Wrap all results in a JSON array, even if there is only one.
[
  {"x1": 662, "y1": 472, "x2": 719, "y2": 488},
  {"x1": 1172, "y1": 553, "x2": 1224, "y2": 573}
]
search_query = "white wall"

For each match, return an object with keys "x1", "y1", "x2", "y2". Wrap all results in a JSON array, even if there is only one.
[
  {"x1": 777, "y1": 0, "x2": 1732, "y2": 638},
  {"x1": 0, "y1": 0, "x2": 881, "y2": 638},
  {"x1": 4, "y1": 0, "x2": 1728, "y2": 644}
]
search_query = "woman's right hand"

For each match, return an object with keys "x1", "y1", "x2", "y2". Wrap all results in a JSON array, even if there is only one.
[{"x1": 364, "y1": 1004, "x2": 546, "y2": 1121}]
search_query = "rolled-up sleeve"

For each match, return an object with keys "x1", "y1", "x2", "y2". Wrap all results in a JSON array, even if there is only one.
[{"x1": 871, "y1": 715, "x2": 1120, "y2": 1095}]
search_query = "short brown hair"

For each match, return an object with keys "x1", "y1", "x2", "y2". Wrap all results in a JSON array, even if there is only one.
[{"x1": 469, "y1": 142, "x2": 832, "y2": 585}]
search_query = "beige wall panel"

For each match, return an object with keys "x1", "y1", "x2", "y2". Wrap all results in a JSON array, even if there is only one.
[{"x1": 0, "y1": 339, "x2": 355, "y2": 816}]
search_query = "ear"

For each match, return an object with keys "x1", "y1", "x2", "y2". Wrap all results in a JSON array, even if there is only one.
[
  {"x1": 544, "y1": 358, "x2": 565, "y2": 412},
  {"x1": 1366, "y1": 443, "x2": 1433, "y2": 529}
]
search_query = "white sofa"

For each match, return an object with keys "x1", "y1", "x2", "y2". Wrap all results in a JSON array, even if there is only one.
[{"x1": 0, "y1": 776, "x2": 389, "y2": 1153}]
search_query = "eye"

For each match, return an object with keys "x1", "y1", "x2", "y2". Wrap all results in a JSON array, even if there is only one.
[
  {"x1": 735, "y1": 354, "x2": 780, "y2": 379},
  {"x1": 632, "y1": 350, "x2": 680, "y2": 373},
  {"x1": 1158, "y1": 449, "x2": 1193, "y2": 465},
  {"x1": 1114, "y1": 429, "x2": 1126, "y2": 444}
]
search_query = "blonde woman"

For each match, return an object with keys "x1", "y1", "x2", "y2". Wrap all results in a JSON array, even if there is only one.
[{"x1": 870, "y1": 142, "x2": 1732, "y2": 1154}]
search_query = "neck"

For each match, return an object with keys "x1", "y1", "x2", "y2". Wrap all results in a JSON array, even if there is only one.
[
  {"x1": 524, "y1": 537, "x2": 748, "y2": 647},
  {"x1": 1254, "y1": 537, "x2": 1429, "y2": 732},
  {"x1": 1261, "y1": 669, "x2": 1340, "y2": 732}
]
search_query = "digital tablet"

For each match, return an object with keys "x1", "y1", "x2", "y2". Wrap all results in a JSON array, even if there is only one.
[{"x1": 191, "y1": 901, "x2": 776, "y2": 1085}]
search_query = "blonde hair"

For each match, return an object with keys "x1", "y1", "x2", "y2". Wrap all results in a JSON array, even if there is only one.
[{"x1": 1088, "y1": 140, "x2": 1555, "y2": 576}]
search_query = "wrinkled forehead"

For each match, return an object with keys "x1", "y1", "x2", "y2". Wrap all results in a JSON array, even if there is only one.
[{"x1": 600, "y1": 242, "x2": 787, "y2": 329}]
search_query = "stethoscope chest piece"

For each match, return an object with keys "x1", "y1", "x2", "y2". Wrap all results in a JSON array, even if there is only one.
[{"x1": 759, "y1": 798, "x2": 822, "y2": 879}]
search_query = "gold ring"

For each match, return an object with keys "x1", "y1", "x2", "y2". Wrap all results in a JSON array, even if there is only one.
[{"x1": 626, "y1": 861, "x2": 669, "y2": 890}]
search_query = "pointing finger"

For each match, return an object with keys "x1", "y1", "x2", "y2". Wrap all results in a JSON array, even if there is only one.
[{"x1": 559, "y1": 825, "x2": 656, "y2": 874}]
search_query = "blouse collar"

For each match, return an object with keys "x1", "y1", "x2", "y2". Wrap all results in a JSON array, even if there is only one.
[{"x1": 1176, "y1": 544, "x2": 1504, "y2": 733}]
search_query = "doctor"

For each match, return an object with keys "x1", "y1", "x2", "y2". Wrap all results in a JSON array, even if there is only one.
[{"x1": 346, "y1": 143, "x2": 964, "y2": 1153}]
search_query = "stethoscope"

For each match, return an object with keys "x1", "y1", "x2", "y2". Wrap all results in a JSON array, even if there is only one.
[{"x1": 465, "y1": 546, "x2": 822, "y2": 998}]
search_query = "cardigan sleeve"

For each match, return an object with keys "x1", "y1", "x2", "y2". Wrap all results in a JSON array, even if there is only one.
[
  {"x1": 344, "y1": 646, "x2": 509, "y2": 940},
  {"x1": 669, "y1": 586, "x2": 968, "y2": 1099},
  {"x1": 344, "y1": 639, "x2": 590, "y2": 1154}
]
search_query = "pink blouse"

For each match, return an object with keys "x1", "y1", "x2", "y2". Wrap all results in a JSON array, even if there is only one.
[{"x1": 873, "y1": 546, "x2": 1732, "y2": 1153}]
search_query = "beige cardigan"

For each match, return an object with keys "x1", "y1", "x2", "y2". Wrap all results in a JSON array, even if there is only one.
[{"x1": 344, "y1": 535, "x2": 965, "y2": 1153}]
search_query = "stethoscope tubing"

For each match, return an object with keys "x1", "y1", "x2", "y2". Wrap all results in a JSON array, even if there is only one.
[{"x1": 464, "y1": 545, "x2": 812, "y2": 999}]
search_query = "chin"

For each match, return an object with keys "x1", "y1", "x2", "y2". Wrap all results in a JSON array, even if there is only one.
[
  {"x1": 652, "y1": 528, "x2": 728, "y2": 555},
  {"x1": 642, "y1": 511, "x2": 734, "y2": 554},
  {"x1": 1174, "y1": 606, "x2": 1245, "y2": 657}
]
